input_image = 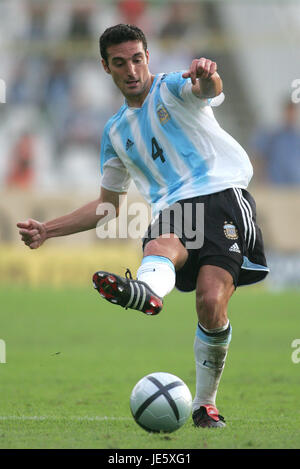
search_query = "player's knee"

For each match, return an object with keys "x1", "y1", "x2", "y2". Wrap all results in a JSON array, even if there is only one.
[
  {"x1": 143, "y1": 236, "x2": 187, "y2": 269},
  {"x1": 144, "y1": 238, "x2": 165, "y2": 256},
  {"x1": 196, "y1": 289, "x2": 223, "y2": 314}
]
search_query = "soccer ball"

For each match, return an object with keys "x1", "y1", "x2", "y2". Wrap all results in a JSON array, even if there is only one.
[{"x1": 130, "y1": 372, "x2": 192, "y2": 433}]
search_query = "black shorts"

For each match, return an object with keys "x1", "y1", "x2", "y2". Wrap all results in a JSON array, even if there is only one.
[{"x1": 142, "y1": 188, "x2": 269, "y2": 292}]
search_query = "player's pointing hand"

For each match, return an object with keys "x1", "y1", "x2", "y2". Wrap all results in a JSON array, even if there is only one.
[
  {"x1": 182, "y1": 58, "x2": 217, "y2": 85},
  {"x1": 17, "y1": 218, "x2": 47, "y2": 249}
]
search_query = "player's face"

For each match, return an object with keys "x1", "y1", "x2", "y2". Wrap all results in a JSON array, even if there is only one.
[{"x1": 102, "y1": 41, "x2": 152, "y2": 106}]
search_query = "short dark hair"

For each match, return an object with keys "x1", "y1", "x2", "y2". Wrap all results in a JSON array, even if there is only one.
[{"x1": 99, "y1": 24, "x2": 148, "y2": 64}]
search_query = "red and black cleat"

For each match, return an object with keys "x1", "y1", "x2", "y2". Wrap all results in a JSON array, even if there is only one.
[
  {"x1": 192, "y1": 405, "x2": 226, "y2": 428},
  {"x1": 92, "y1": 269, "x2": 163, "y2": 316}
]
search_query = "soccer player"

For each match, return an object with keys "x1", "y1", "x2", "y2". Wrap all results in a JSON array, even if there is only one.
[{"x1": 17, "y1": 24, "x2": 269, "y2": 428}]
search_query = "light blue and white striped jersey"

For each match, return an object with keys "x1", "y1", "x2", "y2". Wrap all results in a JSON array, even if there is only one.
[{"x1": 100, "y1": 71, "x2": 253, "y2": 215}]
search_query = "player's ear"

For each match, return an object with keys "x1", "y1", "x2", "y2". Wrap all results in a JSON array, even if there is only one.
[
  {"x1": 146, "y1": 50, "x2": 149, "y2": 64},
  {"x1": 102, "y1": 58, "x2": 111, "y2": 74}
]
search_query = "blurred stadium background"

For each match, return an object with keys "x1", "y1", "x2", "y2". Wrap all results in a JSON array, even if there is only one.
[{"x1": 0, "y1": 0, "x2": 300, "y2": 290}]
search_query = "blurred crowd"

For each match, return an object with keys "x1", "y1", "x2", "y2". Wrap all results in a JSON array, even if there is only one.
[
  {"x1": 250, "y1": 100, "x2": 300, "y2": 186},
  {"x1": 1, "y1": 0, "x2": 211, "y2": 193},
  {"x1": 0, "y1": 0, "x2": 299, "y2": 194}
]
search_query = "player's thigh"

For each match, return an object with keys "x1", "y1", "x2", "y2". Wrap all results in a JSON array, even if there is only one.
[
  {"x1": 195, "y1": 265, "x2": 235, "y2": 329},
  {"x1": 143, "y1": 233, "x2": 188, "y2": 270}
]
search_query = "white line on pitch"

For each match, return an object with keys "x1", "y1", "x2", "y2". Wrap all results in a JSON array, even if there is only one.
[
  {"x1": 0, "y1": 416, "x2": 132, "y2": 422},
  {"x1": 0, "y1": 416, "x2": 279, "y2": 423}
]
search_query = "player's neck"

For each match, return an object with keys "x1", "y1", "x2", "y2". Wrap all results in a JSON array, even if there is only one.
[{"x1": 126, "y1": 74, "x2": 155, "y2": 109}]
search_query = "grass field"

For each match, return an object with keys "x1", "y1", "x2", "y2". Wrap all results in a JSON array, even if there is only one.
[{"x1": 0, "y1": 284, "x2": 299, "y2": 449}]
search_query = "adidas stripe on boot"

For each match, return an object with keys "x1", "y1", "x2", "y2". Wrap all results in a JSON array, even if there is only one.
[{"x1": 92, "y1": 269, "x2": 163, "y2": 316}]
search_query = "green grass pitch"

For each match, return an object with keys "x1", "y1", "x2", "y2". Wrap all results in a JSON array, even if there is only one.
[{"x1": 0, "y1": 285, "x2": 299, "y2": 449}]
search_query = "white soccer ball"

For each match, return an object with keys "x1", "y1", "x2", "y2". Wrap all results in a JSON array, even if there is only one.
[{"x1": 130, "y1": 372, "x2": 192, "y2": 433}]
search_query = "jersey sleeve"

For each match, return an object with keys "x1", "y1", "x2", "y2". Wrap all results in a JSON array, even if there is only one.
[
  {"x1": 163, "y1": 71, "x2": 190, "y2": 101},
  {"x1": 100, "y1": 123, "x2": 131, "y2": 193},
  {"x1": 164, "y1": 71, "x2": 224, "y2": 107}
]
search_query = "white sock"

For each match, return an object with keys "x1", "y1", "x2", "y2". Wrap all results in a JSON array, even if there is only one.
[
  {"x1": 137, "y1": 255, "x2": 175, "y2": 298},
  {"x1": 193, "y1": 321, "x2": 232, "y2": 411}
]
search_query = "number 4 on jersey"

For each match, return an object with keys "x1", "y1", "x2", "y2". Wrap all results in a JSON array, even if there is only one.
[{"x1": 151, "y1": 137, "x2": 165, "y2": 163}]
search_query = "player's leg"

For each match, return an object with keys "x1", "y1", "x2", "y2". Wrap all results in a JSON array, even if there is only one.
[
  {"x1": 93, "y1": 234, "x2": 188, "y2": 315},
  {"x1": 192, "y1": 264, "x2": 235, "y2": 428},
  {"x1": 137, "y1": 234, "x2": 188, "y2": 297},
  {"x1": 196, "y1": 264, "x2": 234, "y2": 329}
]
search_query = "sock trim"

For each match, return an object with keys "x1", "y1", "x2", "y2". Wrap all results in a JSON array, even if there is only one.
[
  {"x1": 196, "y1": 322, "x2": 232, "y2": 346},
  {"x1": 199, "y1": 320, "x2": 229, "y2": 335},
  {"x1": 141, "y1": 255, "x2": 175, "y2": 272}
]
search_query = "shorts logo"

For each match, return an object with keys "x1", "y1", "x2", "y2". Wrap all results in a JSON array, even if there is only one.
[
  {"x1": 223, "y1": 221, "x2": 239, "y2": 240},
  {"x1": 229, "y1": 243, "x2": 241, "y2": 254},
  {"x1": 156, "y1": 103, "x2": 170, "y2": 125}
]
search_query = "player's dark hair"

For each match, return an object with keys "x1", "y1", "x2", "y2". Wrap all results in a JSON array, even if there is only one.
[{"x1": 99, "y1": 24, "x2": 148, "y2": 64}]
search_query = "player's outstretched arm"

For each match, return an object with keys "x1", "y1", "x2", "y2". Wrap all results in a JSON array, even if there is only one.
[
  {"x1": 17, "y1": 188, "x2": 125, "y2": 249},
  {"x1": 182, "y1": 57, "x2": 223, "y2": 99}
]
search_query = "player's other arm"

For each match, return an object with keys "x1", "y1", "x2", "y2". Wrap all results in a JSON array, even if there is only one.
[
  {"x1": 182, "y1": 57, "x2": 223, "y2": 99},
  {"x1": 17, "y1": 187, "x2": 125, "y2": 249}
]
